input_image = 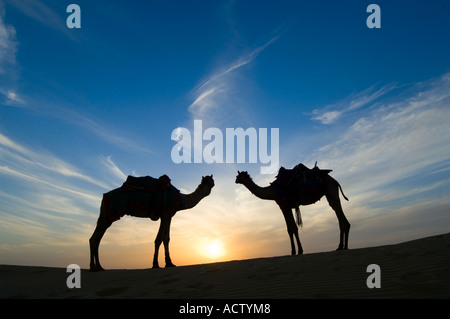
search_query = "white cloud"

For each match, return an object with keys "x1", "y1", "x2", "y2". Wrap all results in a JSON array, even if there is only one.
[
  {"x1": 0, "y1": 3, "x2": 17, "y2": 73},
  {"x1": 0, "y1": 131, "x2": 107, "y2": 266},
  {"x1": 99, "y1": 155, "x2": 127, "y2": 182},
  {"x1": 188, "y1": 87, "x2": 224, "y2": 115},
  {"x1": 0, "y1": 131, "x2": 128, "y2": 267},
  {"x1": 312, "y1": 83, "x2": 397, "y2": 124},
  {"x1": 4, "y1": 0, "x2": 77, "y2": 40},
  {"x1": 2, "y1": 96, "x2": 152, "y2": 153},
  {"x1": 188, "y1": 35, "x2": 280, "y2": 123},
  {"x1": 4, "y1": 89, "x2": 24, "y2": 104},
  {"x1": 312, "y1": 110, "x2": 341, "y2": 125},
  {"x1": 0, "y1": 131, "x2": 109, "y2": 191},
  {"x1": 63, "y1": 109, "x2": 152, "y2": 154},
  {"x1": 298, "y1": 73, "x2": 450, "y2": 239},
  {"x1": 270, "y1": 73, "x2": 450, "y2": 251}
]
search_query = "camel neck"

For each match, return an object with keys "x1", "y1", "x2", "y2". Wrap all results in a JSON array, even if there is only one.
[
  {"x1": 177, "y1": 184, "x2": 211, "y2": 211},
  {"x1": 242, "y1": 178, "x2": 275, "y2": 201}
]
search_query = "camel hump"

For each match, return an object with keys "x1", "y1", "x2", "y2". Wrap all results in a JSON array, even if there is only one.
[
  {"x1": 122, "y1": 175, "x2": 171, "y2": 191},
  {"x1": 104, "y1": 175, "x2": 180, "y2": 222},
  {"x1": 275, "y1": 163, "x2": 331, "y2": 186}
]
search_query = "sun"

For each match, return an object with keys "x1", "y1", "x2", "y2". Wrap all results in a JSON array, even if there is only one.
[{"x1": 203, "y1": 239, "x2": 225, "y2": 259}]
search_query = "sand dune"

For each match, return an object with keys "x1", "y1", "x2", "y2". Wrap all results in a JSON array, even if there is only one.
[{"x1": 1, "y1": 233, "x2": 449, "y2": 299}]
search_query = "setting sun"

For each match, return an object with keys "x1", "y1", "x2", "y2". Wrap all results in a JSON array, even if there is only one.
[{"x1": 203, "y1": 240, "x2": 225, "y2": 259}]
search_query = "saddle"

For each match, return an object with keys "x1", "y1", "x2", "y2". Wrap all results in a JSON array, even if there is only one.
[
  {"x1": 271, "y1": 162, "x2": 331, "y2": 226},
  {"x1": 105, "y1": 174, "x2": 180, "y2": 221},
  {"x1": 275, "y1": 162, "x2": 332, "y2": 187},
  {"x1": 121, "y1": 174, "x2": 171, "y2": 192}
]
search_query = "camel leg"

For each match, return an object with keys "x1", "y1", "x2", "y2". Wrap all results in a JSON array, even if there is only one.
[
  {"x1": 293, "y1": 209, "x2": 303, "y2": 255},
  {"x1": 153, "y1": 219, "x2": 164, "y2": 268},
  {"x1": 289, "y1": 227, "x2": 303, "y2": 255},
  {"x1": 163, "y1": 217, "x2": 176, "y2": 268},
  {"x1": 293, "y1": 221, "x2": 303, "y2": 255},
  {"x1": 281, "y1": 207, "x2": 302, "y2": 255},
  {"x1": 153, "y1": 215, "x2": 176, "y2": 268},
  {"x1": 326, "y1": 194, "x2": 350, "y2": 250},
  {"x1": 89, "y1": 214, "x2": 111, "y2": 272},
  {"x1": 285, "y1": 227, "x2": 296, "y2": 256}
]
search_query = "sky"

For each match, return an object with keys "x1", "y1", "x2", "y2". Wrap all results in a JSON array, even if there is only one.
[{"x1": 0, "y1": 0, "x2": 450, "y2": 269}]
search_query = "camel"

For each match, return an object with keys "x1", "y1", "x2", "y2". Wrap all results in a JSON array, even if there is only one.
[
  {"x1": 235, "y1": 163, "x2": 350, "y2": 255},
  {"x1": 89, "y1": 174, "x2": 214, "y2": 271}
]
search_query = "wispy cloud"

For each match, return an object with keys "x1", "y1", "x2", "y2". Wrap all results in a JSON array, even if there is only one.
[
  {"x1": 0, "y1": 2, "x2": 26, "y2": 108},
  {"x1": 297, "y1": 73, "x2": 450, "y2": 243},
  {"x1": 99, "y1": 155, "x2": 127, "y2": 182},
  {"x1": 0, "y1": 131, "x2": 109, "y2": 192},
  {"x1": 0, "y1": 3, "x2": 146, "y2": 154},
  {"x1": 0, "y1": 130, "x2": 148, "y2": 267},
  {"x1": 0, "y1": 130, "x2": 110, "y2": 266},
  {"x1": 4, "y1": 0, "x2": 78, "y2": 40},
  {"x1": 0, "y1": 4, "x2": 17, "y2": 73},
  {"x1": 271, "y1": 73, "x2": 450, "y2": 251},
  {"x1": 0, "y1": 1, "x2": 18, "y2": 99},
  {"x1": 68, "y1": 109, "x2": 151, "y2": 154},
  {"x1": 0, "y1": 88, "x2": 25, "y2": 105},
  {"x1": 1, "y1": 94, "x2": 152, "y2": 153},
  {"x1": 313, "y1": 74, "x2": 450, "y2": 170},
  {"x1": 188, "y1": 35, "x2": 280, "y2": 123},
  {"x1": 311, "y1": 83, "x2": 397, "y2": 124}
]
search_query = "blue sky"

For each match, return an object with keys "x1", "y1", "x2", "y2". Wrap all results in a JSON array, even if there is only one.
[{"x1": 1, "y1": 0, "x2": 450, "y2": 268}]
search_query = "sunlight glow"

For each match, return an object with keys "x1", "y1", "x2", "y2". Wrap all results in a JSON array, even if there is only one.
[{"x1": 203, "y1": 240, "x2": 225, "y2": 259}]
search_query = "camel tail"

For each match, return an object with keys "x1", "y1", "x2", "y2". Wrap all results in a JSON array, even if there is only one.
[
  {"x1": 295, "y1": 207, "x2": 303, "y2": 227},
  {"x1": 338, "y1": 182, "x2": 349, "y2": 201}
]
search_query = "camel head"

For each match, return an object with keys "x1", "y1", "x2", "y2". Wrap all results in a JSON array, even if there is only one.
[
  {"x1": 235, "y1": 171, "x2": 251, "y2": 184},
  {"x1": 200, "y1": 175, "x2": 215, "y2": 192}
]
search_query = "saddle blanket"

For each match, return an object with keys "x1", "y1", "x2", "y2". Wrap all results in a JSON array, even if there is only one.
[
  {"x1": 271, "y1": 163, "x2": 325, "y2": 205},
  {"x1": 103, "y1": 175, "x2": 180, "y2": 222}
]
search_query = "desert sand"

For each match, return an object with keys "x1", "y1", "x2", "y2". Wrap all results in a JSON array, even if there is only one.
[{"x1": 1, "y1": 233, "x2": 449, "y2": 299}]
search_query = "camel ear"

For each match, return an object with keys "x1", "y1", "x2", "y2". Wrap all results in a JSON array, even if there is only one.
[{"x1": 238, "y1": 170, "x2": 241, "y2": 174}]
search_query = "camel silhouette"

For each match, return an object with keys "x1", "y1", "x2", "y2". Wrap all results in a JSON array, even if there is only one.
[
  {"x1": 235, "y1": 163, "x2": 350, "y2": 255},
  {"x1": 89, "y1": 175, "x2": 214, "y2": 271}
]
